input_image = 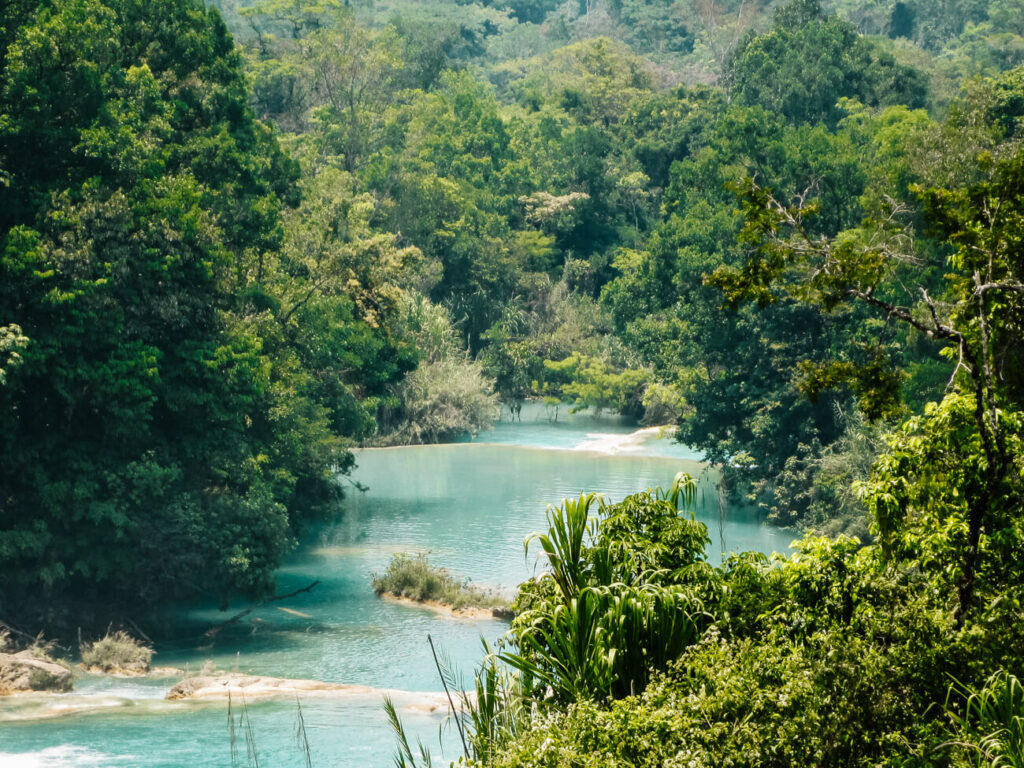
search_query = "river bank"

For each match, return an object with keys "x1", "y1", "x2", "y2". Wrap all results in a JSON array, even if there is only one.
[{"x1": 378, "y1": 592, "x2": 511, "y2": 620}]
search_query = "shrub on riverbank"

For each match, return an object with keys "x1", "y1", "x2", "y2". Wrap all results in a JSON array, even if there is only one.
[
  {"x1": 389, "y1": 394, "x2": 1024, "y2": 767},
  {"x1": 80, "y1": 631, "x2": 153, "y2": 675},
  {"x1": 372, "y1": 298, "x2": 499, "y2": 446},
  {"x1": 372, "y1": 554, "x2": 507, "y2": 612}
]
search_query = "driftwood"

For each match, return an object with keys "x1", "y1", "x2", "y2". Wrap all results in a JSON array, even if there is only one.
[
  {"x1": 0, "y1": 619, "x2": 40, "y2": 645},
  {"x1": 122, "y1": 616, "x2": 154, "y2": 646},
  {"x1": 202, "y1": 581, "x2": 321, "y2": 643}
]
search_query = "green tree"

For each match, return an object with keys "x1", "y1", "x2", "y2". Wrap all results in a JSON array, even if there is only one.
[
  {"x1": 725, "y1": 0, "x2": 927, "y2": 126},
  {"x1": 714, "y1": 91, "x2": 1024, "y2": 622},
  {"x1": 542, "y1": 352, "x2": 647, "y2": 417},
  {"x1": 365, "y1": 72, "x2": 520, "y2": 348},
  {"x1": 0, "y1": 0, "x2": 405, "y2": 631},
  {"x1": 602, "y1": 101, "x2": 885, "y2": 508}
]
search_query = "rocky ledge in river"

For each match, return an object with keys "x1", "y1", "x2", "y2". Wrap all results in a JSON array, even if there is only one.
[
  {"x1": 379, "y1": 592, "x2": 514, "y2": 621},
  {"x1": 79, "y1": 663, "x2": 183, "y2": 678},
  {"x1": 165, "y1": 673, "x2": 455, "y2": 713},
  {"x1": 0, "y1": 651, "x2": 74, "y2": 695},
  {"x1": 166, "y1": 673, "x2": 376, "y2": 700}
]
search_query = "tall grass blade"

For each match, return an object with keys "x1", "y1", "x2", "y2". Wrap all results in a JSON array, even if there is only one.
[
  {"x1": 294, "y1": 697, "x2": 313, "y2": 768},
  {"x1": 428, "y1": 634, "x2": 469, "y2": 758},
  {"x1": 384, "y1": 695, "x2": 419, "y2": 768},
  {"x1": 228, "y1": 691, "x2": 238, "y2": 768}
]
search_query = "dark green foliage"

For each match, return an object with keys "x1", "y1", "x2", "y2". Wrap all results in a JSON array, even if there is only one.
[
  {"x1": 0, "y1": 0, "x2": 410, "y2": 631},
  {"x1": 889, "y1": 1, "x2": 915, "y2": 39},
  {"x1": 717, "y1": 86, "x2": 1024, "y2": 615},
  {"x1": 602, "y1": 99, "x2": 891, "y2": 511},
  {"x1": 725, "y1": 0, "x2": 928, "y2": 126}
]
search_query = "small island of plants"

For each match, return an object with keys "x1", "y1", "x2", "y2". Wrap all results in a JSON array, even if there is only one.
[
  {"x1": 372, "y1": 553, "x2": 511, "y2": 619},
  {"x1": 79, "y1": 630, "x2": 155, "y2": 676}
]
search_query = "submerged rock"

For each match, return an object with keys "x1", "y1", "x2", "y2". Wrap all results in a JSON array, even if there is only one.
[
  {"x1": 80, "y1": 662, "x2": 148, "y2": 676},
  {"x1": 147, "y1": 666, "x2": 185, "y2": 678},
  {"x1": 165, "y1": 674, "x2": 374, "y2": 700},
  {"x1": 79, "y1": 663, "x2": 179, "y2": 678},
  {"x1": 164, "y1": 673, "x2": 455, "y2": 713},
  {"x1": 0, "y1": 651, "x2": 73, "y2": 695}
]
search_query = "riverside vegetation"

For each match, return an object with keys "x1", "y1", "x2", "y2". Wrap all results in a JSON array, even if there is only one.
[
  {"x1": 79, "y1": 631, "x2": 155, "y2": 675},
  {"x1": 2, "y1": 0, "x2": 1023, "y2": 630},
  {"x1": 373, "y1": 553, "x2": 511, "y2": 615},
  {"x1": 2, "y1": 0, "x2": 1024, "y2": 764},
  {"x1": 393, "y1": 472, "x2": 1024, "y2": 766}
]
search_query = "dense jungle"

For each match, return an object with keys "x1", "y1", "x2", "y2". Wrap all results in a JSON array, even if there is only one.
[{"x1": 1, "y1": 0, "x2": 1023, "y2": 765}]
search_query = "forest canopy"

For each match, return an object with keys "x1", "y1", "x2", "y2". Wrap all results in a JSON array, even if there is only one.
[
  {"x1": 3, "y1": 0, "x2": 1024, "y2": 764},
  {"x1": 2, "y1": 0, "x2": 1024, "y2": 646},
  {"x1": 0, "y1": 0, "x2": 420, "y2": 628}
]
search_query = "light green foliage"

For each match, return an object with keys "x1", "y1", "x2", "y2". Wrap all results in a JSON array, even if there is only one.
[
  {"x1": 638, "y1": 381, "x2": 687, "y2": 425},
  {"x1": 504, "y1": 38, "x2": 654, "y2": 124},
  {"x1": 389, "y1": 357, "x2": 499, "y2": 444},
  {"x1": 463, "y1": 646, "x2": 535, "y2": 765},
  {"x1": 541, "y1": 353, "x2": 648, "y2": 416},
  {"x1": 0, "y1": 324, "x2": 28, "y2": 385},
  {"x1": 523, "y1": 493, "x2": 601, "y2": 603},
  {"x1": 378, "y1": 297, "x2": 499, "y2": 443},
  {"x1": 481, "y1": 272, "x2": 643, "y2": 417},
  {"x1": 944, "y1": 672, "x2": 1024, "y2": 767},
  {"x1": 588, "y1": 473, "x2": 707, "y2": 584},
  {"x1": 79, "y1": 630, "x2": 154, "y2": 673},
  {"x1": 399, "y1": 295, "x2": 462, "y2": 364},
  {"x1": 862, "y1": 394, "x2": 1024, "y2": 648},
  {"x1": 269, "y1": 167, "x2": 422, "y2": 440},
  {"x1": 384, "y1": 694, "x2": 437, "y2": 768},
  {"x1": 504, "y1": 478, "x2": 711, "y2": 702},
  {"x1": 247, "y1": 2, "x2": 405, "y2": 166}
]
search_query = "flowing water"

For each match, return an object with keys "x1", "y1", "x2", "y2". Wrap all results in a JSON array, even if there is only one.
[{"x1": 0, "y1": 407, "x2": 795, "y2": 767}]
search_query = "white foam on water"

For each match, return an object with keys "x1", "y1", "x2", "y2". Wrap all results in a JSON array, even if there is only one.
[
  {"x1": 0, "y1": 745, "x2": 131, "y2": 767},
  {"x1": 572, "y1": 426, "x2": 671, "y2": 454},
  {"x1": 0, "y1": 688, "x2": 161, "y2": 722}
]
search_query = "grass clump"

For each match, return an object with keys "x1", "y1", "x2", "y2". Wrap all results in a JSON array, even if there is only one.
[
  {"x1": 80, "y1": 630, "x2": 153, "y2": 674},
  {"x1": 0, "y1": 627, "x2": 63, "y2": 663},
  {"x1": 372, "y1": 553, "x2": 508, "y2": 613}
]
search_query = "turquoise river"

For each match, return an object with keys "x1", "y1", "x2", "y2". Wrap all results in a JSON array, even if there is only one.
[{"x1": 0, "y1": 407, "x2": 795, "y2": 767}]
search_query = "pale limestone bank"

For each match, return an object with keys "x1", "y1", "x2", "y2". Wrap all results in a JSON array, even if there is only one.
[
  {"x1": 378, "y1": 591, "x2": 513, "y2": 620},
  {"x1": 165, "y1": 673, "x2": 456, "y2": 713},
  {"x1": 0, "y1": 651, "x2": 73, "y2": 695}
]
